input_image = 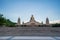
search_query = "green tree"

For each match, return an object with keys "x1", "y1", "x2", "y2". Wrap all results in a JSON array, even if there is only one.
[
  {"x1": 52, "y1": 23, "x2": 60, "y2": 27},
  {"x1": 0, "y1": 14, "x2": 16, "y2": 27}
]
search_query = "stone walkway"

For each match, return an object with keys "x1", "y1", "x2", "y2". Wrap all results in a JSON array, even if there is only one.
[{"x1": 0, "y1": 36, "x2": 60, "y2": 40}]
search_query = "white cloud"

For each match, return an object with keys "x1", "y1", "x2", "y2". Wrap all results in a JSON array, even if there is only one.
[{"x1": 50, "y1": 20, "x2": 60, "y2": 24}]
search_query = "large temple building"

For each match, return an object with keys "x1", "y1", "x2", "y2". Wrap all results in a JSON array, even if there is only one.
[{"x1": 16, "y1": 15, "x2": 50, "y2": 27}]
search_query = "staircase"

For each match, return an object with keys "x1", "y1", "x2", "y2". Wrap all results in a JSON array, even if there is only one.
[{"x1": 0, "y1": 27, "x2": 60, "y2": 36}]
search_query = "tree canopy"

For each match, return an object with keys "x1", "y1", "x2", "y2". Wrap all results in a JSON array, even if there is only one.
[{"x1": 0, "y1": 14, "x2": 16, "y2": 27}]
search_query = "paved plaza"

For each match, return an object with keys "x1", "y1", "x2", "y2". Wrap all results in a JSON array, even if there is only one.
[{"x1": 0, "y1": 36, "x2": 60, "y2": 40}]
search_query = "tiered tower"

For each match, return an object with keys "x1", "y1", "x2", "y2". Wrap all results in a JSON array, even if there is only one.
[
  {"x1": 46, "y1": 17, "x2": 49, "y2": 25},
  {"x1": 17, "y1": 17, "x2": 21, "y2": 25}
]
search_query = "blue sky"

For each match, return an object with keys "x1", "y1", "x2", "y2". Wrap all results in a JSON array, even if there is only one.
[{"x1": 0, "y1": 0, "x2": 60, "y2": 23}]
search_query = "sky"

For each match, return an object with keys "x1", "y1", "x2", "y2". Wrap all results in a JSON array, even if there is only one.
[{"x1": 0, "y1": 0, "x2": 60, "y2": 23}]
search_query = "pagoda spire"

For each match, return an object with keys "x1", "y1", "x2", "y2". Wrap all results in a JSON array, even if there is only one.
[
  {"x1": 17, "y1": 17, "x2": 21, "y2": 25},
  {"x1": 46, "y1": 17, "x2": 49, "y2": 25}
]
